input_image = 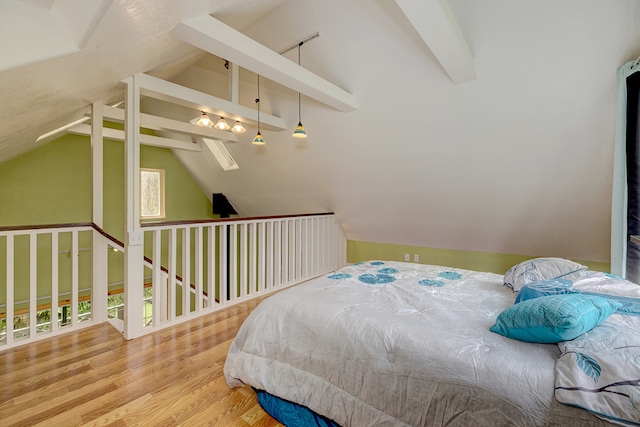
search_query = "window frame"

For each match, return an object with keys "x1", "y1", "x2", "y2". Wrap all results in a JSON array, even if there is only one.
[{"x1": 140, "y1": 168, "x2": 166, "y2": 220}]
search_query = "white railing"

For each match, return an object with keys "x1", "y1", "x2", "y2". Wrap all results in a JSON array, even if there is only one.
[
  {"x1": 0, "y1": 213, "x2": 346, "y2": 350},
  {"x1": 0, "y1": 223, "x2": 105, "y2": 350},
  {"x1": 139, "y1": 213, "x2": 346, "y2": 333}
]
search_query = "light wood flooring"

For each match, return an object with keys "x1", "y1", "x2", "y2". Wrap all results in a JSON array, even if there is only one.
[{"x1": 0, "y1": 296, "x2": 284, "y2": 427}]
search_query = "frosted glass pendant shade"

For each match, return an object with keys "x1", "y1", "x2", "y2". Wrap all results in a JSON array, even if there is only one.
[
  {"x1": 214, "y1": 117, "x2": 230, "y2": 130},
  {"x1": 231, "y1": 121, "x2": 246, "y2": 133},
  {"x1": 196, "y1": 112, "x2": 213, "y2": 128}
]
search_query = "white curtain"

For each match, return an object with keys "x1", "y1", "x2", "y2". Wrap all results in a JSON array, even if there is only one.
[{"x1": 611, "y1": 60, "x2": 640, "y2": 277}]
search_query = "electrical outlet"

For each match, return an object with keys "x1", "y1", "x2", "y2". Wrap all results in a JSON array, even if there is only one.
[
  {"x1": 414, "y1": 254, "x2": 419, "y2": 263},
  {"x1": 404, "y1": 253, "x2": 410, "y2": 261}
]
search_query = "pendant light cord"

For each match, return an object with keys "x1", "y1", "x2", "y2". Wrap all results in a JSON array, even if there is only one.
[
  {"x1": 298, "y1": 42, "x2": 303, "y2": 122},
  {"x1": 255, "y1": 75, "x2": 261, "y2": 132}
]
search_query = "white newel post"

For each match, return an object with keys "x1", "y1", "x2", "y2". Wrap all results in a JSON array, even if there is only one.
[
  {"x1": 123, "y1": 75, "x2": 145, "y2": 339},
  {"x1": 91, "y1": 100, "x2": 109, "y2": 323}
]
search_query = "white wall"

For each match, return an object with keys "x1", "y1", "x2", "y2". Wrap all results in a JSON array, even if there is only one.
[{"x1": 172, "y1": 0, "x2": 640, "y2": 263}]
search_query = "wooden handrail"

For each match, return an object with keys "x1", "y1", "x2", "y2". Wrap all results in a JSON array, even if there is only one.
[
  {"x1": 140, "y1": 212, "x2": 335, "y2": 228},
  {"x1": 0, "y1": 222, "x2": 93, "y2": 233}
]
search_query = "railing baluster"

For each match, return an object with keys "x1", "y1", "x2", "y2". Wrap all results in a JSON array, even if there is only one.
[
  {"x1": 229, "y1": 223, "x2": 237, "y2": 302},
  {"x1": 6, "y1": 235, "x2": 14, "y2": 346},
  {"x1": 51, "y1": 232, "x2": 59, "y2": 334},
  {"x1": 266, "y1": 221, "x2": 273, "y2": 291},
  {"x1": 71, "y1": 230, "x2": 79, "y2": 328},
  {"x1": 194, "y1": 226, "x2": 203, "y2": 313},
  {"x1": 152, "y1": 229, "x2": 162, "y2": 325},
  {"x1": 181, "y1": 227, "x2": 190, "y2": 317},
  {"x1": 29, "y1": 233, "x2": 37, "y2": 338},
  {"x1": 239, "y1": 224, "x2": 247, "y2": 299},
  {"x1": 168, "y1": 228, "x2": 177, "y2": 321},
  {"x1": 257, "y1": 222, "x2": 265, "y2": 293},
  {"x1": 249, "y1": 223, "x2": 257, "y2": 295},
  {"x1": 207, "y1": 225, "x2": 215, "y2": 309},
  {"x1": 219, "y1": 224, "x2": 228, "y2": 304}
]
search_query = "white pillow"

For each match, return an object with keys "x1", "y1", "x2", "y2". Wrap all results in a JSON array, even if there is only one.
[{"x1": 504, "y1": 258, "x2": 588, "y2": 293}]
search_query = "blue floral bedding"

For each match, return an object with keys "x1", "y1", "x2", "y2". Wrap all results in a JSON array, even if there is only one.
[{"x1": 553, "y1": 272, "x2": 640, "y2": 426}]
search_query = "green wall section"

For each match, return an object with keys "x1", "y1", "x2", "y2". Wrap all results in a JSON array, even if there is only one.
[
  {"x1": 0, "y1": 134, "x2": 214, "y2": 232},
  {"x1": 0, "y1": 133, "x2": 215, "y2": 305},
  {"x1": 347, "y1": 240, "x2": 611, "y2": 275},
  {"x1": 0, "y1": 135, "x2": 92, "y2": 226}
]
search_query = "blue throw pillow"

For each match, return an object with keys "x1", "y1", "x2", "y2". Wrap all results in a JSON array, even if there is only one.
[{"x1": 490, "y1": 294, "x2": 622, "y2": 343}]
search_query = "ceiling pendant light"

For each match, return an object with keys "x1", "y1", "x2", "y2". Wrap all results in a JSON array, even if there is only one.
[
  {"x1": 253, "y1": 75, "x2": 265, "y2": 145},
  {"x1": 231, "y1": 121, "x2": 246, "y2": 133},
  {"x1": 196, "y1": 111, "x2": 214, "y2": 128},
  {"x1": 214, "y1": 116, "x2": 230, "y2": 130},
  {"x1": 292, "y1": 42, "x2": 308, "y2": 139}
]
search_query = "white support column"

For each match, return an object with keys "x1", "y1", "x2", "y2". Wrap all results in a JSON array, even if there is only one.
[
  {"x1": 91, "y1": 100, "x2": 108, "y2": 323},
  {"x1": 123, "y1": 75, "x2": 145, "y2": 340}
]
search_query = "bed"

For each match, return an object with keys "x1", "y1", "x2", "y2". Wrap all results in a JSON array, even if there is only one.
[{"x1": 224, "y1": 260, "x2": 640, "y2": 426}]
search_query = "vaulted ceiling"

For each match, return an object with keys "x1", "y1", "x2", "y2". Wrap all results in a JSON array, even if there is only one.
[{"x1": 2, "y1": 0, "x2": 640, "y2": 264}]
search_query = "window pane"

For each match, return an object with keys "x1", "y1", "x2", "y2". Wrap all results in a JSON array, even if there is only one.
[{"x1": 140, "y1": 169, "x2": 165, "y2": 218}]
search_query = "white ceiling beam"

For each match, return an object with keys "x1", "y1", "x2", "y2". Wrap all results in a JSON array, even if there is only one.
[
  {"x1": 133, "y1": 73, "x2": 287, "y2": 131},
  {"x1": 101, "y1": 105, "x2": 239, "y2": 142},
  {"x1": 170, "y1": 15, "x2": 358, "y2": 112},
  {"x1": 67, "y1": 124, "x2": 203, "y2": 152},
  {"x1": 395, "y1": 0, "x2": 476, "y2": 84}
]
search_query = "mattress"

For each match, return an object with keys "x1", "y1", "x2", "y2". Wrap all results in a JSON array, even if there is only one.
[{"x1": 224, "y1": 261, "x2": 613, "y2": 426}]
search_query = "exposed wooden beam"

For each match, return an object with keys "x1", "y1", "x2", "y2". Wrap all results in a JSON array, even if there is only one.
[
  {"x1": 395, "y1": 0, "x2": 476, "y2": 84},
  {"x1": 101, "y1": 105, "x2": 239, "y2": 142},
  {"x1": 67, "y1": 124, "x2": 203, "y2": 152},
  {"x1": 170, "y1": 15, "x2": 358, "y2": 112},
  {"x1": 133, "y1": 73, "x2": 287, "y2": 131}
]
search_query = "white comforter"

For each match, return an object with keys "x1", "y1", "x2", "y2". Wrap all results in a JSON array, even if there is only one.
[{"x1": 224, "y1": 261, "x2": 611, "y2": 426}]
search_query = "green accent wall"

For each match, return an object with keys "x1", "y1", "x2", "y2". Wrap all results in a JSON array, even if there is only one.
[
  {"x1": 347, "y1": 240, "x2": 611, "y2": 275},
  {"x1": 0, "y1": 134, "x2": 214, "y2": 231},
  {"x1": 0, "y1": 133, "x2": 215, "y2": 306}
]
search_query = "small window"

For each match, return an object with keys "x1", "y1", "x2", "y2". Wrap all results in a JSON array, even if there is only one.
[{"x1": 140, "y1": 168, "x2": 165, "y2": 219}]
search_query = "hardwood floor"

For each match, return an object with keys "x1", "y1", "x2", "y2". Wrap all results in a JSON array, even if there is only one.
[{"x1": 0, "y1": 296, "x2": 284, "y2": 427}]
